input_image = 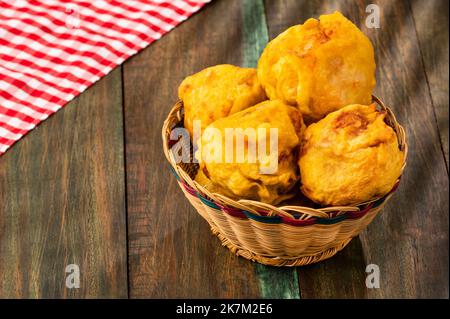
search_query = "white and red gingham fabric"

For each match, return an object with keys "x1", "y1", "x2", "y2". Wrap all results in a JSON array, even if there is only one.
[{"x1": 0, "y1": 0, "x2": 209, "y2": 155}]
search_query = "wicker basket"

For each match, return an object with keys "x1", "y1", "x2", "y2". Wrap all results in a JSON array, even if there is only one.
[{"x1": 162, "y1": 96, "x2": 408, "y2": 267}]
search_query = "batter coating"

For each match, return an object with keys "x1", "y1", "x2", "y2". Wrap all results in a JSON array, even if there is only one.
[
  {"x1": 179, "y1": 64, "x2": 267, "y2": 137},
  {"x1": 299, "y1": 104, "x2": 404, "y2": 206},
  {"x1": 258, "y1": 12, "x2": 376, "y2": 123},
  {"x1": 196, "y1": 100, "x2": 305, "y2": 204}
]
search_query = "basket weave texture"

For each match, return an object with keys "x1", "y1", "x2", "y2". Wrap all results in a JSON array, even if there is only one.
[{"x1": 162, "y1": 96, "x2": 408, "y2": 266}]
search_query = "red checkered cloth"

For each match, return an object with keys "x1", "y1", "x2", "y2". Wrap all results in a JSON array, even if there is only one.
[{"x1": 0, "y1": 0, "x2": 209, "y2": 155}]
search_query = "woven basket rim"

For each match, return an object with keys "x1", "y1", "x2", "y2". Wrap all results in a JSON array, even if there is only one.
[{"x1": 162, "y1": 95, "x2": 408, "y2": 227}]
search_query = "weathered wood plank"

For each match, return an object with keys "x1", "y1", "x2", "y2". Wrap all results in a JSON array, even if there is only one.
[
  {"x1": 410, "y1": 0, "x2": 449, "y2": 169},
  {"x1": 124, "y1": 0, "x2": 299, "y2": 298},
  {"x1": 264, "y1": 0, "x2": 449, "y2": 298},
  {"x1": 0, "y1": 68, "x2": 128, "y2": 298},
  {"x1": 242, "y1": 0, "x2": 300, "y2": 299},
  {"x1": 297, "y1": 239, "x2": 368, "y2": 298}
]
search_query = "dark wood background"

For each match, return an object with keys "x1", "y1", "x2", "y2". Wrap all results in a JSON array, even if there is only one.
[{"x1": 0, "y1": 0, "x2": 448, "y2": 298}]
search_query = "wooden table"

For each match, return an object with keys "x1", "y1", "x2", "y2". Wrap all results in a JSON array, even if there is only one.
[{"x1": 0, "y1": 0, "x2": 448, "y2": 298}]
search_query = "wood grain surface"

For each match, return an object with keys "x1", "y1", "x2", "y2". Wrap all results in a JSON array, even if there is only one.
[
  {"x1": 123, "y1": 0, "x2": 299, "y2": 299},
  {"x1": 410, "y1": 0, "x2": 449, "y2": 170},
  {"x1": 0, "y1": 68, "x2": 128, "y2": 298},
  {"x1": 264, "y1": 0, "x2": 449, "y2": 298},
  {"x1": 0, "y1": 0, "x2": 448, "y2": 299}
]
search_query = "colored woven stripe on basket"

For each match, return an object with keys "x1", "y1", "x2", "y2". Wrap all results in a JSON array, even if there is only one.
[
  {"x1": 174, "y1": 170, "x2": 393, "y2": 227},
  {"x1": 0, "y1": 0, "x2": 209, "y2": 155}
]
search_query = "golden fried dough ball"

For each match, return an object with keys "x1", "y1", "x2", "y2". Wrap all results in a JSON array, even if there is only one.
[
  {"x1": 195, "y1": 165, "x2": 295, "y2": 205},
  {"x1": 257, "y1": 12, "x2": 376, "y2": 123},
  {"x1": 196, "y1": 100, "x2": 305, "y2": 204},
  {"x1": 299, "y1": 104, "x2": 404, "y2": 206},
  {"x1": 178, "y1": 64, "x2": 267, "y2": 137},
  {"x1": 194, "y1": 167, "x2": 224, "y2": 194}
]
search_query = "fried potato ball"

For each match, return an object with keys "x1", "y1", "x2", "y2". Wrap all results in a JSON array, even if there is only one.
[
  {"x1": 194, "y1": 166, "x2": 224, "y2": 194},
  {"x1": 195, "y1": 100, "x2": 305, "y2": 204},
  {"x1": 299, "y1": 104, "x2": 404, "y2": 206},
  {"x1": 257, "y1": 12, "x2": 376, "y2": 123},
  {"x1": 179, "y1": 64, "x2": 267, "y2": 137}
]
